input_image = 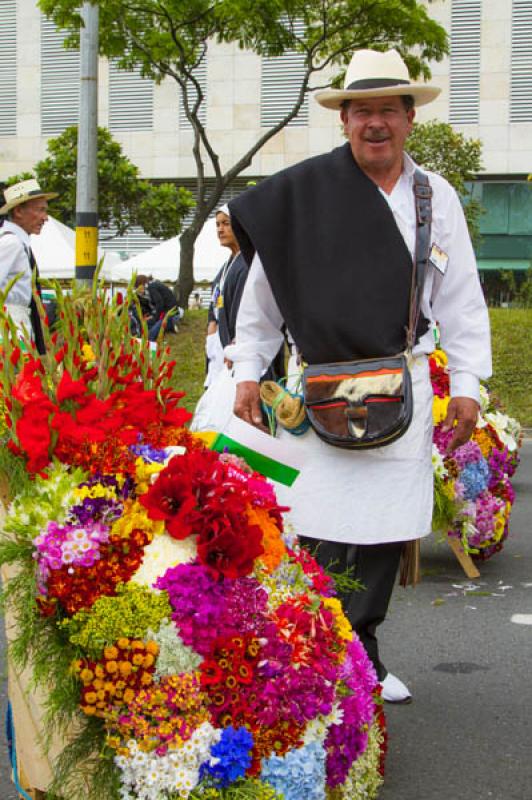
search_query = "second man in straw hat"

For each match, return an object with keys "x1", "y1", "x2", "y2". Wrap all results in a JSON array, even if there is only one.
[{"x1": 0, "y1": 178, "x2": 58, "y2": 353}]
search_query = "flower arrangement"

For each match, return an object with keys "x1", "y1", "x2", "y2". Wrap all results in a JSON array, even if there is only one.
[
  {"x1": 430, "y1": 349, "x2": 521, "y2": 559},
  {"x1": 0, "y1": 282, "x2": 385, "y2": 800}
]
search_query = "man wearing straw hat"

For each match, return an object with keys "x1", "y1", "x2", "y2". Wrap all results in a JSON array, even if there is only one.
[
  {"x1": 227, "y1": 49, "x2": 491, "y2": 703},
  {"x1": 0, "y1": 178, "x2": 58, "y2": 354}
]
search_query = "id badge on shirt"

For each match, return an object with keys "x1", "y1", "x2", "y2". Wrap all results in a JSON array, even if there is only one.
[{"x1": 430, "y1": 244, "x2": 448, "y2": 275}]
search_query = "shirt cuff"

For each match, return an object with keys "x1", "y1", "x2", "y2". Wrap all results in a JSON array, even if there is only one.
[
  {"x1": 233, "y1": 360, "x2": 263, "y2": 384},
  {"x1": 449, "y1": 371, "x2": 481, "y2": 403}
]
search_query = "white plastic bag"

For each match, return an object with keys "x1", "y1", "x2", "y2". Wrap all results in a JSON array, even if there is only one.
[
  {"x1": 204, "y1": 332, "x2": 225, "y2": 388},
  {"x1": 190, "y1": 365, "x2": 237, "y2": 433}
]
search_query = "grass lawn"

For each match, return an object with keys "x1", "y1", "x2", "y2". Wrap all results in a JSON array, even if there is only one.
[
  {"x1": 488, "y1": 308, "x2": 532, "y2": 427},
  {"x1": 166, "y1": 309, "x2": 208, "y2": 413},
  {"x1": 167, "y1": 307, "x2": 532, "y2": 427}
]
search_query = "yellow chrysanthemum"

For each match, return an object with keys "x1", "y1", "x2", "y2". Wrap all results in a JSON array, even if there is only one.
[
  {"x1": 432, "y1": 395, "x2": 450, "y2": 425},
  {"x1": 111, "y1": 499, "x2": 163, "y2": 539},
  {"x1": 322, "y1": 596, "x2": 353, "y2": 642},
  {"x1": 473, "y1": 428, "x2": 495, "y2": 458},
  {"x1": 81, "y1": 343, "x2": 96, "y2": 362}
]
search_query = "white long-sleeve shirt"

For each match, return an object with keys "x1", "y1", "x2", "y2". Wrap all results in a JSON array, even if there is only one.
[
  {"x1": 0, "y1": 220, "x2": 33, "y2": 306},
  {"x1": 226, "y1": 154, "x2": 491, "y2": 402}
]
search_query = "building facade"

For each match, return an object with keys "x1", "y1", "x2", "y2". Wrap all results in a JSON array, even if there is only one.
[{"x1": 0, "y1": 0, "x2": 531, "y2": 268}]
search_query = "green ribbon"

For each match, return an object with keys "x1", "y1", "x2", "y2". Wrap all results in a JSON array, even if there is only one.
[{"x1": 211, "y1": 433, "x2": 300, "y2": 487}]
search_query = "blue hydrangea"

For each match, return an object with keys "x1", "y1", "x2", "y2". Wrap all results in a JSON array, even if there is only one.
[
  {"x1": 460, "y1": 458, "x2": 490, "y2": 500},
  {"x1": 260, "y1": 741, "x2": 326, "y2": 800},
  {"x1": 201, "y1": 726, "x2": 253, "y2": 788}
]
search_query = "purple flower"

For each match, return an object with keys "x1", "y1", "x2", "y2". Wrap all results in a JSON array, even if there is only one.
[
  {"x1": 156, "y1": 562, "x2": 230, "y2": 655},
  {"x1": 453, "y1": 440, "x2": 483, "y2": 470},
  {"x1": 130, "y1": 442, "x2": 169, "y2": 463}
]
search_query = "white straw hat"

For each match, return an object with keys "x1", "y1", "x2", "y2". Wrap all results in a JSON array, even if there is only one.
[
  {"x1": 314, "y1": 49, "x2": 441, "y2": 110},
  {"x1": 0, "y1": 178, "x2": 58, "y2": 214}
]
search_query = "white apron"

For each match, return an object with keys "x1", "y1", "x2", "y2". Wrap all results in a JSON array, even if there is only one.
[{"x1": 274, "y1": 354, "x2": 434, "y2": 545}]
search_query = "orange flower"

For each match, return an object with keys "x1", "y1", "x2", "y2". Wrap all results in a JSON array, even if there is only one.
[{"x1": 245, "y1": 506, "x2": 286, "y2": 573}]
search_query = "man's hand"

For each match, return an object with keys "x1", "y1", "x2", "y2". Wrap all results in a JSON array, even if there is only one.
[
  {"x1": 234, "y1": 381, "x2": 268, "y2": 432},
  {"x1": 441, "y1": 396, "x2": 480, "y2": 453}
]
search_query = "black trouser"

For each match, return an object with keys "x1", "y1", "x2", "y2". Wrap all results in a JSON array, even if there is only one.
[{"x1": 299, "y1": 538, "x2": 404, "y2": 681}]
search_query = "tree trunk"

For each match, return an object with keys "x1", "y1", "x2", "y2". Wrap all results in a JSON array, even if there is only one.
[{"x1": 175, "y1": 226, "x2": 197, "y2": 308}]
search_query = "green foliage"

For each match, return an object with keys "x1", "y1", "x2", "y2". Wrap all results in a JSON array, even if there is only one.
[
  {"x1": 38, "y1": 0, "x2": 448, "y2": 300},
  {"x1": 515, "y1": 268, "x2": 532, "y2": 308},
  {"x1": 189, "y1": 778, "x2": 283, "y2": 799},
  {"x1": 406, "y1": 119, "x2": 483, "y2": 243},
  {"x1": 6, "y1": 126, "x2": 194, "y2": 240},
  {"x1": 0, "y1": 445, "x2": 34, "y2": 503},
  {"x1": 432, "y1": 473, "x2": 459, "y2": 535},
  {"x1": 46, "y1": 718, "x2": 119, "y2": 800},
  {"x1": 488, "y1": 307, "x2": 532, "y2": 426}
]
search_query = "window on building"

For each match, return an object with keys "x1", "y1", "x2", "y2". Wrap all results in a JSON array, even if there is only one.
[
  {"x1": 476, "y1": 182, "x2": 532, "y2": 237},
  {"x1": 449, "y1": 0, "x2": 481, "y2": 125},
  {"x1": 109, "y1": 62, "x2": 154, "y2": 132},
  {"x1": 99, "y1": 225, "x2": 162, "y2": 259},
  {"x1": 179, "y1": 59, "x2": 207, "y2": 130},
  {"x1": 510, "y1": 0, "x2": 532, "y2": 123},
  {"x1": 261, "y1": 21, "x2": 309, "y2": 128},
  {"x1": 41, "y1": 18, "x2": 80, "y2": 136},
  {"x1": 0, "y1": 0, "x2": 17, "y2": 137},
  {"x1": 99, "y1": 175, "x2": 260, "y2": 256}
]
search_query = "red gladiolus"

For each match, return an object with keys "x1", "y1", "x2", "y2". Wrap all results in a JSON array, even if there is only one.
[
  {"x1": 12, "y1": 360, "x2": 46, "y2": 405},
  {"x1": 9, "y1": 347, "x2": 21, "y2": 366},
  {"x1": 16, "y1": 403, "x2": 55, "y2": 473},
  {"x1": 57, "y1": 370, "x2": 89, "y2": 403}
]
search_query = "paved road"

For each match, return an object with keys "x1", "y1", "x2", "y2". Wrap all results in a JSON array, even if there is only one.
[
  {"x1": 380, "y1": 439, "x2": 532, "y2": 800},
  {"x1": 1, "y1": 442, "x2": 531, "y2": 800}
]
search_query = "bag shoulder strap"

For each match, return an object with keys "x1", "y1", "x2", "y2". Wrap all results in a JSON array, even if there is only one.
[{"x1": 406, "y1": 168, "x2": 433, "y2": 351}]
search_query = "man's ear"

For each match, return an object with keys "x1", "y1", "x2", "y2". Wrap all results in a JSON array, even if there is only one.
[{"x1": 340, "y1": 106, "x2": 348, "y2": 134}]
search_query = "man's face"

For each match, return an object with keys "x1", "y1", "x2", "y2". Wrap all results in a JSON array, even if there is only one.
[
  {"x1": 12, "y1": 198, "x2": 49, "y2": 235},
  {"x1": 340, "y1": 96, "x2": 415, "y2": 177},
  {"x1": 216, "y1": 212, "x2": 238, "y2": 251}
]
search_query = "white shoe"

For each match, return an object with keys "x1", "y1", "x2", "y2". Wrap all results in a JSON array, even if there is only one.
[{"x1": 380, "y1": 672, "x2": 412, "y2": 704}]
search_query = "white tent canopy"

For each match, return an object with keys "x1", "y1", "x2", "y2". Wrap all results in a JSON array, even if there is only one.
[
  {"x1": 30, "y1": 216, "x2": 228, "y2": 286},
  {"x1": 109, "y1": 218, "x2": 227, "y2": 284},
  {"x1": 30, "y1": 216, "x2": 122, "y2": 280}
]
